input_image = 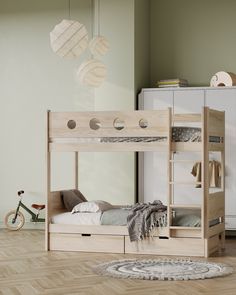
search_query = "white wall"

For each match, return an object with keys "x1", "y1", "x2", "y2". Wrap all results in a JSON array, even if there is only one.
[{"x1": 0, "y1": 0, "x2": 144, "y2": 226}]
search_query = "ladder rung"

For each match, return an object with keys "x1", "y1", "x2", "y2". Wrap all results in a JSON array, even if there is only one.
[
  {"x1": 169, "y1": 181, "x2": 201, "y2": 185},
  {"x1": 169, "y1": 204, "x2": 201, "y2": 209},
  {"x1": 169, "y1": 159, "x2": 200, "y2": 163},
  {"x1": 169, "y1": 226, "x2": 201, "y2": 230}
]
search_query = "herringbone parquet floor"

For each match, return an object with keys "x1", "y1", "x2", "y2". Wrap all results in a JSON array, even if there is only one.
[{"x1": 0, "y1": 229, "x2": 235, "y2": 295}]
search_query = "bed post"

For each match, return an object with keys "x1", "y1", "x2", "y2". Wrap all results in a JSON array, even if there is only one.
[
  {"x1": 220, "y1": 111, "x2": 226, "y2": 250},
  {"x1": 45, "y1": 110, "x2": 51, "y2": 251},
  {"x1": 138, "y1": 152, "x2": 144, "y2": 203},
  {"x1": 202, "y1": 107, "x2": 209, "y2": 257},
  {"x1": 75, "y1": 152, "x2": 79, "y2": 190},
  {"x1": 167, "y1": 107, "x2": 172, "y2": 238}
]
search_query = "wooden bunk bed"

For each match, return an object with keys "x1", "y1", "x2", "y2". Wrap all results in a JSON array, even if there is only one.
[{"x1": 46, "y1": 107, "x2": 225, "y2": 257}]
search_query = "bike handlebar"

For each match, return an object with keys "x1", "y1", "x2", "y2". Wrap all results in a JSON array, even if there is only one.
[{"x1": 17, "y1": 190, "x2": 24, "y2": 196}]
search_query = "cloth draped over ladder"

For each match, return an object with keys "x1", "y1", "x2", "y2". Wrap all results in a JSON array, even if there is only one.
[
  {"x1": 127, "y1": 200, "x2": 167, "y2": 242},
  {"x1": 191, "y1": 160, "x2": 221, "y2": 188}
]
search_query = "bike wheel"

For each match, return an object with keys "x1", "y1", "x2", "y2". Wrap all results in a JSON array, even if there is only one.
[{"x1": 4, "y1": 210, "x2": 25, "y2": 230}]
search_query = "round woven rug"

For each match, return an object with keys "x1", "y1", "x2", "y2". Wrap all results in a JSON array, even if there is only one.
[{"x1": 94, "y1": 259, "x2": 233, "y2": 281}]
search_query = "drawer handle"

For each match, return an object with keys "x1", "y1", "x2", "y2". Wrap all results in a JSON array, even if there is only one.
[{"x1": 81, "y1": 234, "x2": 91, "y2": 237}]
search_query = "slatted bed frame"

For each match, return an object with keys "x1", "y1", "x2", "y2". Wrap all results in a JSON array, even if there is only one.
[{"x1": 46, "y1": 107, "x2": 225, "y2": 257}]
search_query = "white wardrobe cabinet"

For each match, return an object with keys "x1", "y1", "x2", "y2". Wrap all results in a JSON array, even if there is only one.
[
  {"x1": 173, "y1": 89, "x2": 204, "y2": 114},
  {"x1": 205, "y1": 88, "x2": 236, "y2": 230},
  {"x1": 138, "y1": 89, "x2": 172, "y2": 205},
  {"x1": 138, "y1": 87, "x2": 236, "y2": 231}
]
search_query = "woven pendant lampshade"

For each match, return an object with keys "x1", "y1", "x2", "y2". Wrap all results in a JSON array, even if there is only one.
[
  {"x1": 50, "y1": 19, "x2": 89, "y2": 58},
  {"x1": 77, "y1": 59, "x2": 107, "y2": 87},
  {"x1": 89, "y1": 35, "x2": 109, "y2": 57}
]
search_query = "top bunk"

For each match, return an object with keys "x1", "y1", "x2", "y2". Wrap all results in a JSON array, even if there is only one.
[
  {"x1": 47, "y1": 107, "x2": 224, "y2": 152},
  {"x1": 172, "y1": 108, "x2": 225, "y2": 152},
  {"x1": 48, "y1": 109, "x2": 171, "y2": 152}
]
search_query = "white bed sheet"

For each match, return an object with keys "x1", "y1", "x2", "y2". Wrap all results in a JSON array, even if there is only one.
[{"x1": 51, "y1": 212, "x2": 102, "y2": 225}]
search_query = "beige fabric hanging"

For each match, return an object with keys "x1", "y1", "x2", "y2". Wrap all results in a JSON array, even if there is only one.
[{"x1": 191, "y1": 160, "x2": 221, "y2": 188}]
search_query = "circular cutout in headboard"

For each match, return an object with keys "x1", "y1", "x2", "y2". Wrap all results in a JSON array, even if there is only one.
[
  {"x1": 113, "y1": 118, "x2": 125, "y2": 131},
  {"x1": 89, "y1": 118, "x2": 101, "y2": 130},
  {"x1": 67, "y1": 120, "x2": 76, "y2": 129},
  {"x1": 139, "y1": 118, "x2": 148, "y2": 129}
]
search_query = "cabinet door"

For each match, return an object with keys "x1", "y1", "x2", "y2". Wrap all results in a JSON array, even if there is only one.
[
  {"x1": 138, "y1": 90, "x2": 173, "y2": 204},
  {"x1": 173, "y1": 90, "x2": 204, "y2": 205},
  {"x1": 173, "y1": 89, "x2": 204, "y2": 114},
  {"x1": 139, "y1": 89, "x2": 173, "y2": 110},
  {"x1": 206, "y1": 89, "x2": 236, "y2": 229}
]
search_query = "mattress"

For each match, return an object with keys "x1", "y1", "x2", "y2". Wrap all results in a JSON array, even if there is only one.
[
  {"x1": 51, "y1": 212, "x2": 102, "y2": 225},
  {"x1": 51, "y1": 208, "x2": 201, "y2": 227},
  {"x1": 51, "y1": 209, "x2": 129, "y2": 226},
  {"x1": 52, "y1": 127, "x2": 221, "y2": 144},
  {"x1": 101, "y1": 208, "x2": 130, "y2": 226},
  {"x1": 101, "y1": 127, "x2": 220, "y2": 143},
  {"x1": 101, "y1": 127, "x2": 201, "y2": 143},
  {"x1": 171, "y1": 127, "x2": 201, "y2": 142}
]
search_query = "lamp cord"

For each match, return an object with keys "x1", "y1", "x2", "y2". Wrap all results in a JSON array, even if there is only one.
[
  {"x1": 92, "y1": 0, "x2": 94, "y2": 38},
  {"x1": 68, "y1": 0, "x2": 71, "y2": 19},
  {"x1": 98, "y1": 0, "x2": 100, "y2": 36},
  {"x1": 91, "y1": 0, "x2": 94, "y2": 59}
]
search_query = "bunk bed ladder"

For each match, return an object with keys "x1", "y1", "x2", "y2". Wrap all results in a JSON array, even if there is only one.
[
  {"x1": 46, "y1": 110, "x2": 51, "y2": 251},
  {"x1": 167, "y1": 108, "x2": 172, "y2": 238},
  {"x1": 202, "y1": 107, "x2": 209, "y2": 255},
  {"x1": 203, "y1": 107, "x2": 225, "y2": 257}
]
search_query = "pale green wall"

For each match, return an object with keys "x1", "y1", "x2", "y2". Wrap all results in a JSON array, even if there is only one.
[
  {"x1": 0, "y1": 0, "x2": 149, "y2": 226},
  {"x1": 3, "y1": 0, "x2": 235, "y2": 227},
  {"x1": 81, "y1": 0, "x2": 136, "y2": 206},
  {"x1": 150, "y1": 0, "x2": 236, "y2": 86},
  {"x1": 134, "y1": 0, "x2": 150, "y2": 98}
]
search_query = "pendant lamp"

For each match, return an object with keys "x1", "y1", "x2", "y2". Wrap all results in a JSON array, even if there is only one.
[
  {"x1": 50, "y1": 0, "x2": 88, "y2": 58},
  {"x1": 77, "y1": 0, "x2": 108, "y2": 87},
  {"x1": 77, "y1": 59, "x2": 107, "y2": 88},
  {"x1": 89, "y1": 0, "x2": 109, "y2": 57},
  {"x1": 50, "y1": 19, "x2": 88, "y2": 59}
]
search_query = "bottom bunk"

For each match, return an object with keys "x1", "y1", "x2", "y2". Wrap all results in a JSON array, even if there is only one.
[
  {"x1": 49, "y1": 223, "x2": 223, "y2": 257},
  {"x1": 46, "y1": 191, "x2": 225, "y2": 257},
  {"x1": 49, "y1": 224, "x2": 204, "y2": 256}
]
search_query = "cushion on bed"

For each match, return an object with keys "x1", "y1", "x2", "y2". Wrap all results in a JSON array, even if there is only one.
[
  {"x1": 61, "y1": 189, "x2": 87, "y2": 211},
  {"x1": 72, "y1": 200, "x2": 113, "y2": 213},
  {"x1": 72, "y1": 189, "x2": 87, "y2": 202}
]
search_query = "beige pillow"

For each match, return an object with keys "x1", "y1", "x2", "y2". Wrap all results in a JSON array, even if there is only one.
[{"x1": 72, "y1": 200, "x2": 113, "y2": 213}]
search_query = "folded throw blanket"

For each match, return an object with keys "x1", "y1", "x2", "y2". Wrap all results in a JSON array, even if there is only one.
[{"x1": 127, "y1": 200, "x2": 167, "y2": 242}]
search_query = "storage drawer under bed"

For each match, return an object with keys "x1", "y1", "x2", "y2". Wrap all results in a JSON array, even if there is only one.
[
  {"x1": 124, "y1": 236, "x2": 205, "y2": 256},
  {"x1": 50, "y1": 233, "x2": 125, "y2": 253}
]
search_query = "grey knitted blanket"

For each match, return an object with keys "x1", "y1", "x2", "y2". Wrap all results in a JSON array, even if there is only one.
[{"x1": 127, "y1": 200, "x2": 167, "y2": 242}]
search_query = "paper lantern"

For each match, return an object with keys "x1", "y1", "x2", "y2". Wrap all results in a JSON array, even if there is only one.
[
  {"x1": 50, "y1": 19, "x2": 88, "y2": 58},
  {"x1": 77, "y1": 59, "x2": 107, "y2": 87},
  {"x1": 89, "y1": 36, "x2": 110, "y2": 57}
]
